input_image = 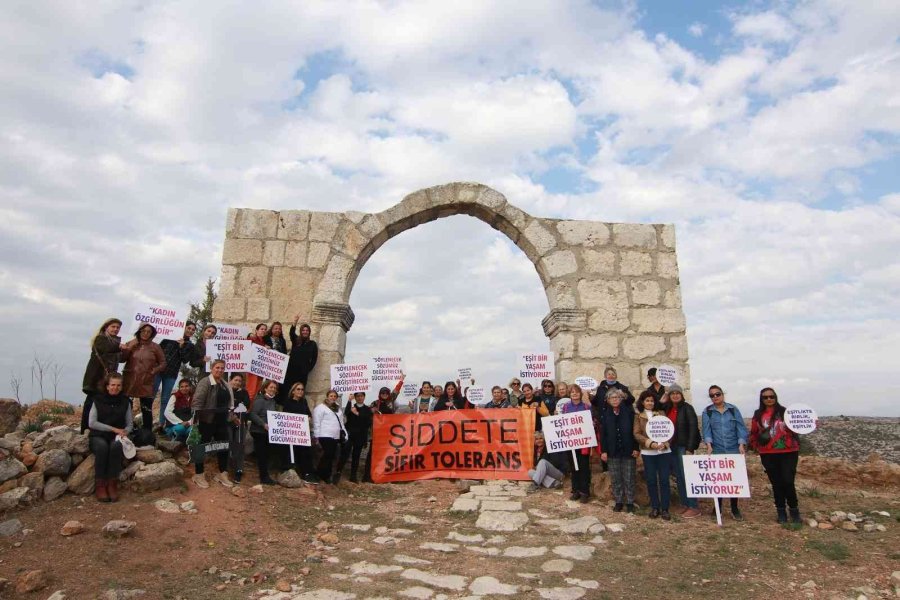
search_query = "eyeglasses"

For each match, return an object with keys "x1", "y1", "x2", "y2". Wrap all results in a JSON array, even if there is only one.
[
  {"x1": 709, "y1": 392, "x2": 723, "y2": 398},
  {"x1": 761, "y1": 394, "x2": 776, "y2": 400}
]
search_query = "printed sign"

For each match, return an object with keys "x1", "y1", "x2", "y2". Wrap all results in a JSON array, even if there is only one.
[
  {"x1": 207, "y1": 339, "x2": 251, "y2": 372},
  {"x1": 541, "y1": 412, "x2": 598, "y2": 452},
  {"x1": 212, "y1": 323, "x2": 250, "y2": 339},
  {"x1": 574, "y1": 376, "x2": 598, "y2": 391},
  {"x1": 399, "y1": 382, "x2": 419, "y2": 403},
  {"x1": 465, "y1": 386, "x2": 486, "y2": 406},
  {"x1": 267, "y1": 410, "x2": 311, "y2": 447},
  {"x1": 204, "y1": 441, "x2": 230, "y2": 453},
  {"x1": 130, "y1": 304, "x2": 187, "y2": 342},
  {"x1": 646, "y1": 415, "x2": 675, "y2": 443},
  {"x1": 457, "y1": 367, "x2": 473, "y2": 382},
  {"x1": 331, "y1": 363, "x2": 371, "y2": 394},
  {"x1": 370, "y1": 355, "x2": 404, "y2": 388},
  {"x1": 248, "y1": 344, "x2": 289, "y2": 383},
  {"x1": 784, "y1": 403, "x2": 817, "y2": 434},
  {"x1": 516, "y1": 352, "x2": 555, "y2": 385},
  {"x1": 656, "y1": 364, "x2": 678, "y2": 387},
  {"x1": 684, "y1": 454, "x2": 751, "y2": 498},
  {"x1": 370, "y1": 409, "x2": 535, "y2": 483}
]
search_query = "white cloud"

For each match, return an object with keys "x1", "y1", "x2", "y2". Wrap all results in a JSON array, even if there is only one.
[
  {"x1": 732, "y1": 11, "x2": 797, "y2": 42},
  {"x1": 688, "y1": 22, "x2": 706, "y2": 38}
]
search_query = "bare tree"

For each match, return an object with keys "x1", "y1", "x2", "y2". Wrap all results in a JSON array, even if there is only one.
[
  {"x1": 31, "y1": 353, "x2": 51, "y2": 401},
  {"x1": 50, "y1": 361, "x2": 63, "y2": 401},
  {"x1": 9, "y1": 371, "x2": 22, "y2": 403}
]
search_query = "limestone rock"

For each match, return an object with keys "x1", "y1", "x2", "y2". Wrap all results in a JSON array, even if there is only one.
[
  {"x1": 450, "y1": 498, "x2": 479, "y2": 512},
  {"x1": 400, "y1": 568, "x2": 468, "y2": 591},
  {"x1": 60, "y1": 520, "x2": 84, "y2": 536},
  {"x1": 613, "y1": 223, "x2": 657, "y2": 249},
  {"x1": 46, "y1": 591, "x2": 67, "y2": 600},
  {"x1": 0, "y1": 457, "x2": 26, "y2": 484},
  {"x1": 135, "y1": 448, "x2": 164, "y2": 464},
  {"x1": 34, "y1": 448, "x2": 72, "y2": 477},
  {"x1": 43, "y1": 476, "x2": 68, "y2": 502},
  {"x1": 476, "y1": 510, "x2": 528, "y2": 532},
  {"x1": 469, "y1": 576, "x2": 519, "y2": 595},
  {"x1": 0, "y1": 518, "x2": 23, "y2": 536},
  {"x1": 0, "y1": 487, "x2": 30, "y2": 511},
  {"x1": 503, "y1": 546, "x2": 547, "y2": 557},
  {"x1": 154, "y1": 498, "x2": 181, "y2": 514},
  {"x1": 278, "y1": 469, "x2": 304, "y2": 488},
  {"x1": 131, "y1": 461, "x2": 182, "y2": 492},
  {"x1": 102, "y1": 520, "x2": 136, "y2": 538},
  {"x1": 541, "y1": 559, "x2": 574, "y2": 573},
  {"x1": 119, "y1": 460, "x2": 145, "y2": 481},
  {"x1": 419, "y1": 542, "x2": 459, "y2": 553},
  {"x1": 0, "y1": 399, "x2": 23, "y2": 435},
  {"x1": 552, "y1": 545, "x2": 594, "y2": 560},
  {"x1": 99, "y1": 588, "x2": 147, "y2": 599},
  {"x1": 537, "y1": 587, "x2": 586, "y2": 599},
  {"x1": 19, "y1": 471, "x2": 44, "y2": 501},
  {"x1": 15, "y1": 569, "x2": 47, "y2": 593}
]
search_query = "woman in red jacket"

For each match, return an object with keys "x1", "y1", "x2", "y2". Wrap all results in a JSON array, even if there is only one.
[
  {"x1": 749, "y1": 387, "x2": 801, "y2": 524},
  {"x1": 244, "y1": 323, "x2": 268, "y2": 401}
]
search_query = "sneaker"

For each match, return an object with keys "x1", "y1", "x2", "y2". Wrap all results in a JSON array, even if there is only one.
[
  {"x1": 625, "y1": 504, "x2": 635, "y2": 513},
  {"x1": 649, "y1": 508, "x2": 660, "y2": 519},
  {"x1": 731, "y1": 509, "x2": 744, "y2": 521},
  {"x1": 569, "y1": 491, "x2": 582, "y2": 501},
  {"x1": 301, "y1": 474, "x2": 320, "y2": 485},
  {"x1": 528, "y1": 483, "x2": 541, "y2": 494},
  {"x1": 213, "y1": 472, "x2": 234, "y2": 488},
  {"x1": 192, "y1": 474, "x2": 209, "y2": 489},
  {"x1": 579, "y1": 494, "x2": 590, "y2": 504},
  {"x1": 789, "y1": 508, "x2": 802, "y2": 524},
  {"x1": 613, "y1": 503, "x2": 624, "y2": 512},
  {"x1": 682, "y1": 508, "x2": 702, "y2": 519},
  {"x1": 551, "y1": 480, "x2": 564, "y2": 489},
  {"x1": 661, "y1": 510, "x2": 671, "y2": 521},
  {"x1": 234, "y1": 471, "x2": 243, "y2": 484}
]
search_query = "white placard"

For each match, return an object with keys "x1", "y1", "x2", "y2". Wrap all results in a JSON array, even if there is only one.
[
  {"x1": 684, "y1": 454, "x2": 751, "y2": 498},
  {"x1": 465, "y1": 386, "x2": 486, "y2": 405},
  {"x1": 331, "y1": 363, "x2": 371, "y2": 394},
  {"x1": 212, "y1": 322, "x2": 250, "y2": 339},
  {"x1": 541, "y1": 412, "x2": 598, "y2": 452},
  {"x1": 207, "y1": 339, "x2": 252, "y2": 372},
  {"x1": 516, "y1": 352, "x2": 555, "y2": 385},
  {"x1": 656, "y1": 364, "x2": 677, "y2": 387},
  {"x1": 248, "y1": 344, "x2": 289, "y2": 383},
  {"x1": 267, "y1": 410, "x2": 311, "y2": 447},
  {"x1": 130, "y1": 304, "x2": 187, "y2": 342},
  {"x1": 784, "y1": 403, "x2": 817, "y2": 434},
  {"x1": 574, "y1": 376, "x2": 598, "y2": 391},
  {"x1": 369, "y1": 355, "x2": 404, "y2": 388},
  {"x1": 457, "y1": 367, "x2": 473, "y2": 382},
  {"x1": 646, "y1": 415, "x2": 675, "y2": 443},
  {"x1": 400, "y1": 382, "x2": 419, "y2": 403}
]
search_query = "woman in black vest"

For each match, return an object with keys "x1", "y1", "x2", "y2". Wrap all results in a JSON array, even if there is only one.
[
  {"x1": 281, "y1": 382, "x2": 318, "y2": 484},
  {"x1": 88, "y1": 373, "x2": 132, "y2": 503}
]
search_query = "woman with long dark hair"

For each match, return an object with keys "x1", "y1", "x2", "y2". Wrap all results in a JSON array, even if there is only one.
[
  {"x1": 634, "y1": 390, "x2": 673, "y2": 520},
  {"x1": 249, "y1": 379, "x2": 279, "y2": 485},
  {"x1": 283, "y1": 318, "x2": 318, "y2": 401},
  {"x1": 562, "y1": 384, "x2": 593, "y2": 503},
  {"x1": 244, "y1": 323, "x2": 268, "y2": 401},
  {"x1": 81, "y1": 318, "x2": 124, "y2": 434},
  {"x1": 664, "y1": 384, "x2": 701, "y2": 518},
  {"x1": 432, "y1": 381, "x2": 469, "y2": 411},
  {"x1": 264, "y1": 321, "x2": 288, "y2": 354},
  {"x1": 749, "y1": 387, "x2": 801, "y2": 524},
  {"x1": 122, "y1": 323, "x2": 166, "y2": 432},
  {"x1": 88, "y1": 373, "x2": 132, "y2": 502}
]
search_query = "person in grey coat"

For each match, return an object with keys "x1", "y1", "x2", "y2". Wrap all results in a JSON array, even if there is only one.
[{"x1": 249, "y1": 380, "x2": 279, "y2": 485}]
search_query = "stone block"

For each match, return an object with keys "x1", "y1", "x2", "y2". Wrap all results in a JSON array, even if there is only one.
[
  {"x1": 271, "y1": 299, "x2": 312, "y2": 328},
  {"x1": 218, "y1": 265, "x2": 237, "y2": 297},
  {"x1": 660, "y1": 224, "x2": 676, "y2": 249},
  {"x1": 424, "y1": 184, "x2": 459, "y2": 207},
  {"x1": 630, "y1": 280, "x2": 660, "y2": 306},
  {"x1": 344, "y1": 210, "x2": 366, "y2": 224},
  {"x1": 309, "y1": 212, "x2": 342, "y2": 242},
  {"x1": 225, "y1": 208, "x2": 239, "y2": 238},
  {"x1": 246, "y1": 298, "x2": 270, "y2": 321},
  {"x1": 235, "y1": 266, "x2": 269, "y2": 297},
  {"x1": 546, "y1": 281, "x2": 577, "y2": 309},
  {"x1": 476, "y1": 186, "x2": 507, "y2": 210},
  {"x1": 587, "y1": 308, "x2": 629, "y2": 333},
  {"x1": 631, "y1": 308, "x2": 686, "y2": 333},
  {"x1": 577, "y1": 334, "x2": 618, "y2": 359},
  {"x1": 270, "y1": 268, "x2": 317, "y2": 298},
  {"x1": 333, "y1": 225, "x2": 370, "y2": 259},
  {"x1": 500, "y1": 202, "x2": 529, "y2": 233},
  {"x1": 284, "y1": 241, "x2": 308, "y2": 268},
  {"x1": 619, "y1": 251, "x2": 652, "y2": 276},
  {"x1": 450, "y1": 498, "x2": 480, "y2": 512},
  {"x1": 314, "y1": 255, "x2": 356, "y2": 303},
  {"x1": 613, "y1": 223, "x2": 657, "y2": 249},
  {"x1": 222, "y1": 239, "x2": 262, "y2": 265},
  {"x1": 307, "y1": 242, "x2": 331, "y2": 268},
  {"x1": 235, "y1": 209, "x2": 278, "y2": 239},
  {"x1": 358, "y1": 214, "x2": 384, "y2": 239},
  {"x1": 541, "y1": 250, "x2": 577, "y2": 277},
  {"x1": 263, "y1": 241, "x2": 286, "y2": 266},
  {"x1": 549, "y1": 333, "x2": 575, "y2": 359},
  {"x1": 317, "y1": 324, "x2": 347, "y2": 354},
  {"x1": 622, "y1": 336, "x2": 666, "y2": 360},
  {"x1": 577, "y1": 281, "x2": 627, "y2": 311},
  {"x1": 583, "y1": 249, "x2": 615, "y2": 275},
  {"x1": 656, "y1": 253, "x2": 679, "y2": 279},
  {"x1": 663, "y1": 286, "x2": 682, "y2": 308},
  {"x1": 277, "y1": 210, "x2": 310, "y2": 240},
  {"x1": 213, "y1": 298, "x2": 245, "y2": 321},
  {"x1": 523, "y1": 219, "x2": 557, "y2": 257},
  {"x1": 669, "y1": 335, "x2": 689, "y2": 360},
  {"x1": 556, "y1": 222, "x2": 609, "y2": 246}
]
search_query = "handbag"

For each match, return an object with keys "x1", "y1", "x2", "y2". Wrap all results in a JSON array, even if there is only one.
[{"x1": 329, "y1": 408, "x2": 347, "y2": 444}]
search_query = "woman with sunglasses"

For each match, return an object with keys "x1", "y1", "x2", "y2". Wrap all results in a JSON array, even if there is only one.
[
  {"x1": 749, "y1": 387, "x2": 801, "y2": 524},
  {"x1": 701, "y1": 385, "x2": 749, "y2": 521},
  {"x1": 537, "y1": 380, "x2": 558, "y2": 416},
  {"x1": 508, "y1": 378, "x2": 524, "y2": 407}
]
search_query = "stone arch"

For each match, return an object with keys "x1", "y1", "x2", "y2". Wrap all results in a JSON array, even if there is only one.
[{"x1": 214, "y1": 182, "x2": 690, "y2": 404}]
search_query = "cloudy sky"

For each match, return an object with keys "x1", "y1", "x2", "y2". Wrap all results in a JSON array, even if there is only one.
[{"x1": 2, "y1": 1, "x2": 898, "y2": 417}]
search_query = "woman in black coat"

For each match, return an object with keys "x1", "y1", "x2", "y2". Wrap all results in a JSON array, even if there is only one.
[
  {"x1": 81, "y1": 318, "x2": 124, "y2": 433},
  {"x1": 594, "y1": 366, "x2": 635, "y2": 410},
  {"x1": 282, "y1": 318, "x2": 318, "y2": 400},
  {"x1": 662, "y1": 384, "x2": 702, "y2": 518}
]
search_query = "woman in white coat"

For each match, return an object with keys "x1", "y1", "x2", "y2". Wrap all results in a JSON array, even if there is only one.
[{"x1": 313, "y1": 389, "x2": 347, "y2": 484}]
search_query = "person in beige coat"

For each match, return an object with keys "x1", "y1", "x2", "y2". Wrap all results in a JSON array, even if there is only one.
[
  {"x1": 634, "y1": 390, "x2": 675, "y2": 520},
  {"x1": 190, "y1": 359, "x2": 236, "y2": 488},
  {"x1": 121, "y1": 323, "x2": 166, "y2": 432}
]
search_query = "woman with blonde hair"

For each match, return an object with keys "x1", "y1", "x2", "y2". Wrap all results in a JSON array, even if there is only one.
[{"x1": 81, "y1": 318, "x2": 124, "y2": 433}]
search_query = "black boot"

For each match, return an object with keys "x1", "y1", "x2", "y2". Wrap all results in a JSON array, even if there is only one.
[
  {"x1": 776, "y1": 507, "x2": 788, "y2": 524},
  {"x1": 789, "y1": 507, "x2": 801, "y2": 524}
]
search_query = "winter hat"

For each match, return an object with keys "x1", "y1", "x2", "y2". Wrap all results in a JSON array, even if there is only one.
[{"x1": 668, "y1": 384, "x2": 684, "y2": 395}]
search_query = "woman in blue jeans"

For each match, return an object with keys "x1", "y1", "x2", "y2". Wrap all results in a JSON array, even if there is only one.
[
  {"x1": 663, "y1": 384, "x2": 701, "y2": 518},
  {"x1": 701, "y1": 384, "x2": 749, "y2": 521},
  {"x1": 633, "y1": 391, "x2": 673, "y2": 520}
]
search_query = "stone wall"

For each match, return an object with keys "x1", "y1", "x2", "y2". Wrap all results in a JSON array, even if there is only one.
[{"x1": 213, "y1": 182, "x2": 690, "y2": 404}]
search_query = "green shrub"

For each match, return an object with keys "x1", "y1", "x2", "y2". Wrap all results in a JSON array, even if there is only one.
[
  {"x1": 21, "y1": 420, "x2": 42, "y2": 433},
  {"x1": 806, "y1": 539, "x2": 850, "y2": 561}
]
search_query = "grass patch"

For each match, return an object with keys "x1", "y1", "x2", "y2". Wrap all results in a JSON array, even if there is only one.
[
  {"x1": 21, "y1": 420, "x2": 42, "y2": 433},
  {"x1": 34, "y1": 412, "x2": 64, "y2": 425},
  {"x1": 806, "y1": 539, "x2": 850, "y2": 561},
  {"x1": 802, "y1": 487, "x2": 824, "y2": 498}
]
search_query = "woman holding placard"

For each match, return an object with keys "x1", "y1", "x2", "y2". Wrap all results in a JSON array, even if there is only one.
[
  {"x1": 598, "y1": 388, "x2": 638, "y2": 512},
  {"x1": 702, "y1": 385, "x2": 748, "y2": 521},
  {"x1": 314, "y1": 389, "x2": 347, "y2": 484},
  {"x1": 749, "y1": 387, "x2": 802, "y2": 524},
  {"x1": 281, "y1": 382, "x2": 318, "y2": 484},
  {"x1": 664, "y1": 384, "x2": 701, "y2": 518},
  {"x1": 634, "y1": 391, "x2": 674, "y2": 520},
  {"x1": 264, "y1": 321, "x2": 288, "y2": 354},
  {"x1": 248, "y1": 379, "x2": 279, "y2": 485},
  {"x1": 244, "y1": 323, "x2": 268, "y2": 402},
  {"x1": 561, "y1": 384, "x2": 593, "y2": 503}
]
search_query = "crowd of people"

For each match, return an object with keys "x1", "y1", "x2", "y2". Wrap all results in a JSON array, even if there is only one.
[{"x1": 81, "y1": 318, "x2": 804, "y2": 525}]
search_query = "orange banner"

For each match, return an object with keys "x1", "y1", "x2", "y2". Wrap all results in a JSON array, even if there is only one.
[{"x1": 370, "y1": 408, "x2": 535, "y2": 483}]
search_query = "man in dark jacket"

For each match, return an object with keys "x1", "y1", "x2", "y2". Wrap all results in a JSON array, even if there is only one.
[
  {"x1": 644, "y1": 367, "x2": 666, "y2": 404},
  {"x1": 336, "y1": 391, "x2": 373, "y2": 483}
]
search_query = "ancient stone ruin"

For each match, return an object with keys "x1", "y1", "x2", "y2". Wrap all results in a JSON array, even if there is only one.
[{"x1": 212, "y1": 182, "x2": 690, "y2": 403}]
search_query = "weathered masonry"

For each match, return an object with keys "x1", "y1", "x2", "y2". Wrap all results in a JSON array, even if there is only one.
[{"x1": 213, "y1": 182, "x2": 690, "y2": 404}]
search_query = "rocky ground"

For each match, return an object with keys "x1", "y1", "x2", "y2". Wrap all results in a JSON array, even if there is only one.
[{"x1": 806, "y1": 418, "x2": 900, "y2": 464}]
